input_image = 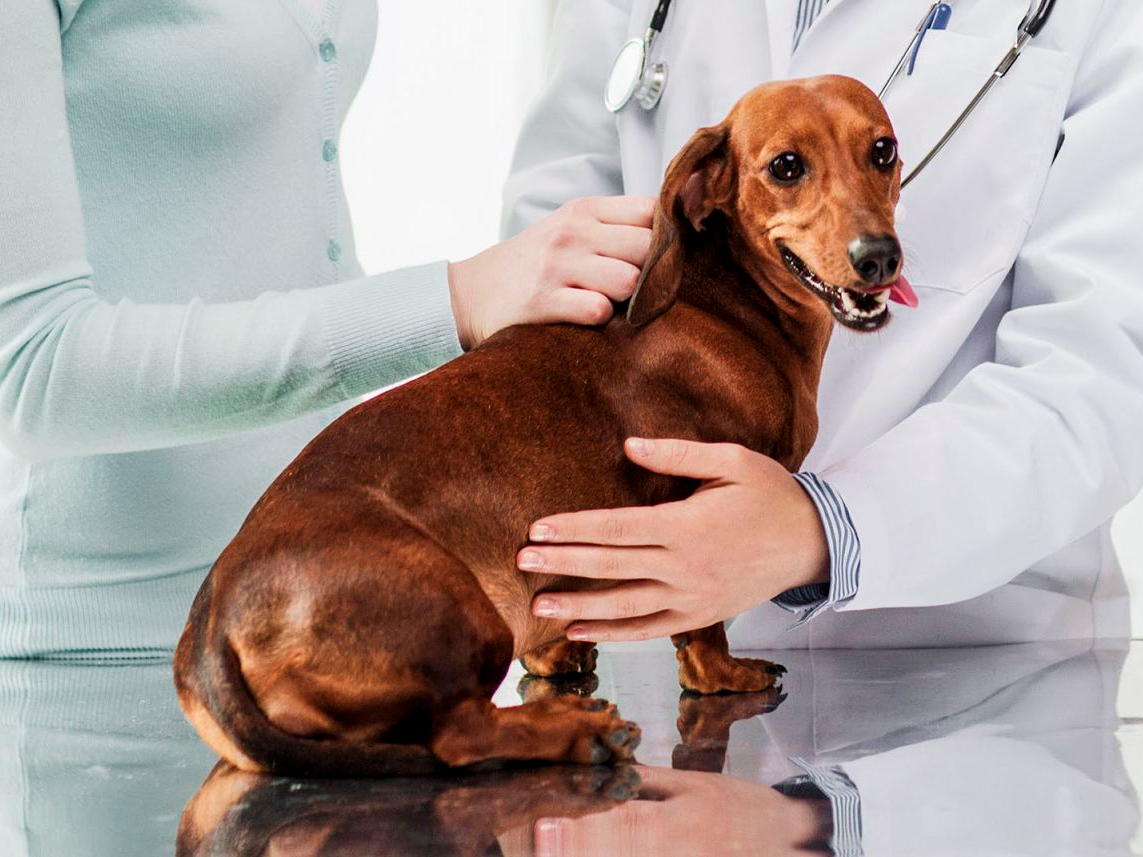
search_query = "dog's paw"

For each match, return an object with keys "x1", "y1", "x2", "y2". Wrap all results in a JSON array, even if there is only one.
[
  {"x1": 552, "y1": 700, "x2": 640, "y2": 765},
  {"x1": 677, "y1": 655, "x2": 786, "y2": 695},
  {"x1": 582, "y1": 721, "x2": 642, "y2": 764},
  {"x1": 519, "y1": 640, "x2": 599, "y2": 678}
]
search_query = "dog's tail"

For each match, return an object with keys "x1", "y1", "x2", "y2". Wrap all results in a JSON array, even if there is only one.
[{"x1": 175, "y1": 582, "x2": 444, "y2": 779}]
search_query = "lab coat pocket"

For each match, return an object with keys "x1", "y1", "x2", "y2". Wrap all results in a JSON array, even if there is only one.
[{"x1": 886, "y1": 30, "x2": 1075, "y2": 294}]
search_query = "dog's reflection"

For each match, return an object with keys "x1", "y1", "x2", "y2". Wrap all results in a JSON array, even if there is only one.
[
  {"x1": 671, "y1": 688, "x2": 786, "y2": 772},
  {"x1": 178, "y1": 679, "x2": 792, "y2": 857},
  {"x1": 178, "y1": 761, "x2": 642, "y2": 857}
]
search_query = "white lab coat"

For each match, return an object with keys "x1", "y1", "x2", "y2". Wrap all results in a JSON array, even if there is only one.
[{"x1": 502, "y1": 0, "x2": 1143, "y2": 647}]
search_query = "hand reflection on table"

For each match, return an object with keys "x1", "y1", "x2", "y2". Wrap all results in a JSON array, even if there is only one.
[{"x1": 527, "y1": 764, "x2": 830, "y2": 857}]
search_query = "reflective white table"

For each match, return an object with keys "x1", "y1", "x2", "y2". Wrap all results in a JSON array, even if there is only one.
[{"x1": 1, "y1": 639, "x2": 1139, "y2": 855}]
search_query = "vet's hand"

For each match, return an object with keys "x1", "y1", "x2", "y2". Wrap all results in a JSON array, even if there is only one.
[
  {"x1": 517, "y1": 438, "x2": 830, "y2": 642},
  {"x1": 447, "y1": 196, "x2": 654, "y2": 350}
]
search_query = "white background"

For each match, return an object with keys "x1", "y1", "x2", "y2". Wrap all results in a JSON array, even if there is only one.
[
  {"x1": 339, "y1": 2, "x2": 1143, "y2": 637},
  {"x1": 340, "y1": 0, "x2": 556, "y2": 273}
]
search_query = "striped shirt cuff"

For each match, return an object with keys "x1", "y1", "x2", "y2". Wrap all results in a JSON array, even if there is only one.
[
  {"x1": 772, "y1": 473, "x2": 861, "y2": 627},
  {"x1": 783, "y1": 758, "x2": 863, "y2": 856}
]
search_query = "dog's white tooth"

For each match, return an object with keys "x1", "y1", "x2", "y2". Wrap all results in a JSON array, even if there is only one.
[
  {"x1": 875, "y1": 290, "x2": 890, "y2": 305},
  {"x1": 840, "y1": 289, "x2": 857, "y2": 313}
]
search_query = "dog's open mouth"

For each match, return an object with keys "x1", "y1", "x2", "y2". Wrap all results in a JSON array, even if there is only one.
[{"x1": 779, "y1": 245, "x2": 893, "y2": 332}]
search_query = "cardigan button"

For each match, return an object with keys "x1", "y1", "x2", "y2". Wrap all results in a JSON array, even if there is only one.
[
  {"x1": 327, "y1": 240, "x2": 342, "y2": 262},
  {"x1": 322, "y1": 140, "x2": 338, "y2": 162},
  {"x1": 319, "y1": 39, "x2": 337, "y2": 62}
]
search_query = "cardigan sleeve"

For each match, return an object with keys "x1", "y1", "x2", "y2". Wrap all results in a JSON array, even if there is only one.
[{"x1": 0, "y1": 1, "x2": 461, "y2": 463}]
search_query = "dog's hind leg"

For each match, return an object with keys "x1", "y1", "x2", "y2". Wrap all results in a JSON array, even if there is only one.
[
  {"x1": 199, "y1": 514, "x2": 528, "y2": 776},
  {"x1": 671, "y1": 624, "x2": 786, "y2": 694},
  {"x1": 430, "y1": 695, "x2": 641, "y2": 767},
  {"x1": 519, "y1": 638, "x2": 598, "y2": 677}
]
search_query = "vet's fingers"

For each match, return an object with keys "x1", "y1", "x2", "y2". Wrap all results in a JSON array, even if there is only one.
[
  {"x1": 534, "y1": 801, "x2": 663, "y2": 857},
  {"x1": 588, "y1": 221, "x2": 654, "y2": 268},
  {"x1": 544, "y1": 287, "x2": 616, "y2": 327},
  {"x1": 529, "y1": 506, "x2": 671, "y2": 546},
  {"x1": 533, "y1": 582, "x2": 669, "y2": 623},
  {"x1": 517, "y1": 545, "x2": 668, "y2": 580},
  {"x1": 625, "y1": 437, "x2": 749, "y2": 481},
  {"x1": 571, "y1": 255, "x2": 642, "y2": 301},
  {"x1": 566, "y1": 611, "x2": 690, "y2": 643},
  {"x1": 583, "y1": 194, "x2": 656, "y2": 227}
]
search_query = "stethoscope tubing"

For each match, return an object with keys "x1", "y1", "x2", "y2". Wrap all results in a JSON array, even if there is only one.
[
  {"x1": 648, "y1": 0, "x2": 673, "y2": 35},
  {"x1": 608, "y1": 0, "x2": 1059, "y2": 189},
  {"x1": 892, "y1": 0, "x2": 1054, "y2": 187}
]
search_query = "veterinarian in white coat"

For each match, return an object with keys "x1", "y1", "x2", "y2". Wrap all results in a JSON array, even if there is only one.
[{"x1": 507, "y1": 0, "x2": 1143, "y2": 648}]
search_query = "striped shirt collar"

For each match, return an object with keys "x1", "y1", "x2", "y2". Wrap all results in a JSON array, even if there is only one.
[{"x1": 793, "y1": 0, "x2": 832, "y2": 51}]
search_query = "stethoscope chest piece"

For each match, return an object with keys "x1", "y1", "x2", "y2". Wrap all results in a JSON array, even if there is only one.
[{"x1": 606, "y1": 36, "x2": 669, "y2": 113}]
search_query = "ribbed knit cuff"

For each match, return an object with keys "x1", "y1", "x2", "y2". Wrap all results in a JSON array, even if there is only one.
[
  {"x1": 0, "y1": 570, "x2": 204, "y2": 660},
  {"x1": 319, "y1": 260, "x2": 463, "y2": 399}
]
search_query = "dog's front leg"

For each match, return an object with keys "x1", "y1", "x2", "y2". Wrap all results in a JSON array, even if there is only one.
[
  {"x1": 671, "y1": 624, "x2": 786, "y2": 694},
  {"x1": 519, "y1": 638, "x2": 599, "y2": 678}
]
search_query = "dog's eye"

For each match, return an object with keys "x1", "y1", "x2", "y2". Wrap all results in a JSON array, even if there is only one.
[
  {"x1": 769, "y1": 152, "x2": 805, "y2": 183},
  {"x1": 871, "y1": 137, "x2": 898, "y2": 170}
]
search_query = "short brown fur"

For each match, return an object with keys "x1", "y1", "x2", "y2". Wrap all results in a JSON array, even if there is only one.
[{"x1": 174, "y1": 76, "x2": 903, "y2": 776}]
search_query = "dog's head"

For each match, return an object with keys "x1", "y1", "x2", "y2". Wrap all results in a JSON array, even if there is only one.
[{"x1": 628, "y1": 75, "x2": 915, "y2": 331}]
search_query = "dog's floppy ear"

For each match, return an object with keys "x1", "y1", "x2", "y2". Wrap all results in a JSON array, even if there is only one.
[{"x1": 628, "y1": 122, "x2": 733, "y2": 327}]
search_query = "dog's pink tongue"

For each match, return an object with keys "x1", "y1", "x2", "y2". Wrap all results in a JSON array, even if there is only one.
[{"x1": 887, "y1": 275, "x2": 918, "y2": 308}]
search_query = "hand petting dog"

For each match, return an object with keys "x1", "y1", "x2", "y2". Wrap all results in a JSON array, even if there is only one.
[
  {"x1": 518, "y1": 438, "x2": 830, "y2": 642},
  {"x1": 448, "y1": 196, "x2": 655, "y2": 350}
]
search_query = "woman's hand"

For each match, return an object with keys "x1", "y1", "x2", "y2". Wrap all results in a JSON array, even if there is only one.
[
  {"x1": 516, "y1": 438, "x2": 830, "y2": 642},
  {"x1": 447, "y1": 196, "x2": 654, "y2": 350}
]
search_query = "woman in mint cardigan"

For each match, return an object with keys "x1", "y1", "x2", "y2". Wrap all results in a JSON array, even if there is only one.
[{"x1": 0, "y1": 0, "x2": 652, "y2": 657}]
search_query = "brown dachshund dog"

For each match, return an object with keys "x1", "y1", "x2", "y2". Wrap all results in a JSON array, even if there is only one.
[{"x1": 174, "y1": 75, "x2": 911, "y2": 777}]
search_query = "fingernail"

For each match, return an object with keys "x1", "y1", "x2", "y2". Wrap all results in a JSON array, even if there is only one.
[
  {"x1": 535, "y1": 818, "x2": 562, "y2": 857},
  {"x1": 518, "y1": 550, "x2": 544, "y2": 571},
  {"x1": 567, "y1": 626, "x2": 589, "y2": 641},
  {"x1": 534, "y1": 598, "x2": 560, "y2": 618},
  {"x1": 629, "y1": 437, "x2": 652, "y2": 457},
  {"x1": 531, "y1": 523, "x2": 554, "y2": 542}
]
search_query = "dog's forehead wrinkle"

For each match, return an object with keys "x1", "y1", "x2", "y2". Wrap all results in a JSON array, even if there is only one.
[{"x1": 748, "y1": 127, "x2": 817, "y2": 161}]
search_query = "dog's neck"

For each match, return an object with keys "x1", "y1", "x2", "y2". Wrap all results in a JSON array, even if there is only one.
[{"x1": 675, "y1": 215, "x2": 834, "y2": 388}]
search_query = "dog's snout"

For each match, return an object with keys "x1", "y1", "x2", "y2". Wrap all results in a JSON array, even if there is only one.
[{"x1": 848, "y1": 235, "x2": 902, "y2": 286}]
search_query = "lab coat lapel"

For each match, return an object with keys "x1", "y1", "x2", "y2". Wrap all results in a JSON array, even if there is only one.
[
  {"x1": 765, "y1": 0, "x2": 801, "y2": 81},
  {"x1": 788, "y1": 0, "x2": 924, "y2": 89},
  {"x1": 766, "y1": 0, "x2": 876, "y2": 80},
  {"x1": 788, "y1": 0, "x2": 857, "y2": 61}
]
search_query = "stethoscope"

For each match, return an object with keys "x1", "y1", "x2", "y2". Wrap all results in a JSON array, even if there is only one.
[{"x1": 604, "y1": 0, "x2": 1059, "y2": 187}]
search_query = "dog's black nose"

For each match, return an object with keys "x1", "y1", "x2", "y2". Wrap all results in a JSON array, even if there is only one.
[{"x1": 848, "y1": 235, "x2": 902, "y2": 285}]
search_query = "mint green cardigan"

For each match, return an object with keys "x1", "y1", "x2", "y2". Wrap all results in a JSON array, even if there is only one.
[{"x1": 0, "y1": 0, "x2": 463, "y2": 657}]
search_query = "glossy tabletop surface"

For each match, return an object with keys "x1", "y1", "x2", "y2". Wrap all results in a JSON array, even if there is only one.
[{"x1": 2, "y1": 639, "x2": 1141, "y2": 855}]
